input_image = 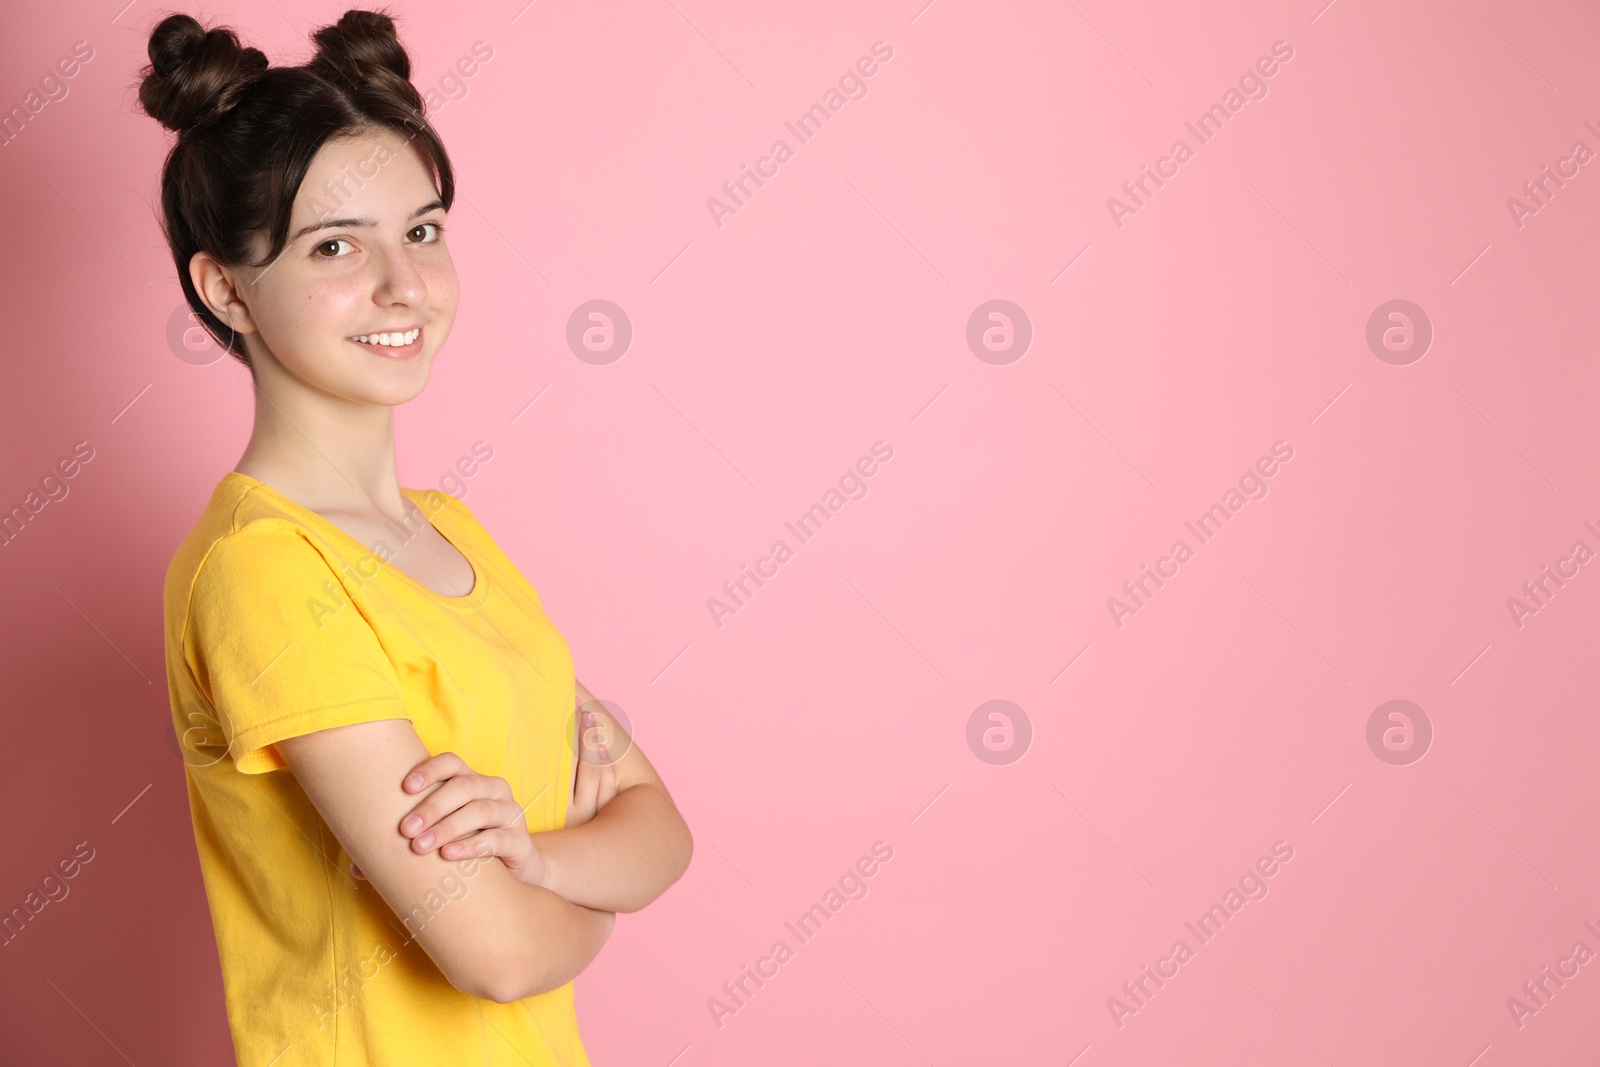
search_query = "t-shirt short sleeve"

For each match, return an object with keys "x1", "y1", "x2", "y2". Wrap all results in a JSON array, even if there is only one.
[{"x1": 184, "y1": 522, "x2": 411, "y2": 774}]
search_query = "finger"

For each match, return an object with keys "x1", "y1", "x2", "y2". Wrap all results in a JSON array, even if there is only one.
[
  {"x1": 399, "y1": 774, "x2": 506, "y2": 840},
  {"x1": 567, "y1": 782, "x2": 596, "y2": 827},
  {"x1": 407, "y1": 797, "x2": 516, "y2": 852},
  {"x1": 596, "y1": 760, "x2": 620, "y2": 809},
  {"x1": 573, "y1": 755, "x2": 600, "y2": 813},
  {"x1": 401, "y1": 750, "x2": 471, "y2": 793},
  {"x1": 576, "y1": 707, "x2": 600, "y2": 756},
  {"x1": 438, "y1": 826, "x2": 517, "y2": 862},
  {"x1": 578, "y1": 703, "x2": 634, "y2": 762},
  {"x1": 576, "y1": 710, "x2": 605, "y2": 765},
  {"x1": 412, "y1": 798, "x2": 524, "y2": 853},
  {"x1": 581, "y1": 700, "x2": 631, "y2": 748},
  {"x1": 350, "y1": 860, "x2": 367, "y2": 880},
  {"x1": 574, "y1": 759, "x2": 599, "y2": 808}
]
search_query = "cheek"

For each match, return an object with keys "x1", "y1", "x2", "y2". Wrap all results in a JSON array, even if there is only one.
[
  {"x1": 296, "y1": 275, "x2": 369, "y2": 332},
  {"x1": 315, "y1": 274, "x2": 373, "y2": 310},
  {"x1": 424, "y1": 258, "x2": 461, "y2": 310},
  {"x1": 254, "y1": 281, "x2": 361, "y2": 368}
]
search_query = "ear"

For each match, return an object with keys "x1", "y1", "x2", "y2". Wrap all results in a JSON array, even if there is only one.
[{"x1": 189, "y1": 250, "x2": 259, "y2": 337}]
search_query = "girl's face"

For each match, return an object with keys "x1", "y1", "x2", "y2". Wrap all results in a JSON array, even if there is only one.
[{"x1": 224, "y1": 126, "x2": 459, "y2": 406}]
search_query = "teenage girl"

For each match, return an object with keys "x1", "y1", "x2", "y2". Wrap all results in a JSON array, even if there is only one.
[{"x1": 144, "y1": 9, "x2": 692, "y2": 1064}]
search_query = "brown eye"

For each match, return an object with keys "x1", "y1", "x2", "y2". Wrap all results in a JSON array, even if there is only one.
[
  {"x1": 314, "y1": 238, "x2": 353, "y2": 259},
  {"x1": 410, "y1": 222, "x2": 445, "y2": 243}
]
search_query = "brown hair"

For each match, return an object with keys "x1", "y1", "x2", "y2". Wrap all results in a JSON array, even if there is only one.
[{"x1": 135, "y1": 7, "x2": 455, "y2": 369}]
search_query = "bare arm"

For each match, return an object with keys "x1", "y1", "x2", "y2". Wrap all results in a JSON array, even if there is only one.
[
  {"x1": 532, "y1": 679, "x2": 693, "y2": 912},
  {"x1": 277, "y1": 717, "x2": 615, "y2": 1003}
]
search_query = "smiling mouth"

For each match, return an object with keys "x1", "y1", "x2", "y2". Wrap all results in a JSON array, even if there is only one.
[
  {"x1": 349, "y1": 326, "x2": 423, "y2": 357},
  {"x1": 350, "y1": 326, "x2": 421, "y2": 347}
]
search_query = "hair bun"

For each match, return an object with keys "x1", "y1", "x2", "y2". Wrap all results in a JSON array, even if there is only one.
[
  {"x1": 138, "y1": 13, "x2": 268, "y2": 134},
  {"x1": 308, "y1": 8, "x2": 420, "y2": 110}
]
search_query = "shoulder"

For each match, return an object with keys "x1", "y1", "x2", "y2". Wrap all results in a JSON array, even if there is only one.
[
  {"x1": 195, "y1": 521, "x2": 339, "y2": 588},
  {"x1": 181, "y1": 504, "x2": 342, "y2": 592},
  {"x1": 164, "y1": 481, "x2": 350, "y2": 638}
]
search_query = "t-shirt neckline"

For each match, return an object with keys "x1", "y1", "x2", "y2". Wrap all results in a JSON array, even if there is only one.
[{"x1": 221, "y1": 471, "x2": 489, "y2": 609}]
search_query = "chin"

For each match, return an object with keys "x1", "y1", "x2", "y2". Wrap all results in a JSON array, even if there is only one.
[
  {"x1": 343, "y1": 359, "x2": 434, "y2": 407},
  {"x1": 370, "y1": 373, "x2": 433, "y2": 407}
]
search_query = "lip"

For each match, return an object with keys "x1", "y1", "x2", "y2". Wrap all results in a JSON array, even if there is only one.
[{"x1": 348, "y1": 325, "x2": 424, "y2": 359}]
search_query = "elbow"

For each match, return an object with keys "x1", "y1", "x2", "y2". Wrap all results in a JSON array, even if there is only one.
[
  {"x1": 479, "y1": 974, "x2": 531, "y2": 1006},
  {"x1": 672, "y1": 814, "x2": 695, "y2": 882},
  {"x1": 616, "y1": 813, "x2": 694, "y2": 915},
  {"x1": 446, "y1": 963, "x2": 512, "y2": 1005},
  {"x1": 465, "y1": 943, "x2": 570, "y2": 1004},
  {"x1": 443, "y1": 948, "x2": 549, "y2": 1005},
  {"x1": 651, "y1": 815, "x2": 697, "y2": 910},
  {"x1": 457, "y1": 964, "x2": 526, "y2": 1005},
  {"x1": 442, "y1": 884, "x2": 606, "y2": 1002},
  {"x1": 478, "y1": 963, "x2": 565, "y2": 1005}
]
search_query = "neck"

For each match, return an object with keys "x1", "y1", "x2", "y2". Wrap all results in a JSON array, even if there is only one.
[{"x1": 234, "y1": 377, "x2": 405, "y2": 514}]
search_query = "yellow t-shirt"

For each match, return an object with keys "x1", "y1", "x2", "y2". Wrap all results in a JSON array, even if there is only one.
[{"x1": 162, "y1": 471, "x2": 592, "y2": 1067}]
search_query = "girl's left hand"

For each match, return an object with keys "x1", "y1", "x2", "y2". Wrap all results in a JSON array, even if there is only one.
[
  {"x1": 566, "y1": 705, "x2": 622, "y2": 828},
  {"x1": 348, "y1": 751, "x2": 547, "y2": 889}
]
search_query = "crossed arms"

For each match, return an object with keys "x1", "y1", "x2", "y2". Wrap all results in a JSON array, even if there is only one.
[{"x1": 275, "y1": 678, "x2": 693, "y2": 1004}]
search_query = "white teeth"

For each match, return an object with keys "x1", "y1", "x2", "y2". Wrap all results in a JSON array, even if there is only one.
[{"x1": 353, "y1": 328, "x2": 420, "y2": 347}]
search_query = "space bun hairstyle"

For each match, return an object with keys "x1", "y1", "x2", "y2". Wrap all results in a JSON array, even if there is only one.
[{"x1": 135, "y1": 7, "x2": 454, "y2": 369}]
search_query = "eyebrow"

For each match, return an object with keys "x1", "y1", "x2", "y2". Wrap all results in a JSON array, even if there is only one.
[{"x1": 290, "y1": 199, "x2": 445, "y2": 243}]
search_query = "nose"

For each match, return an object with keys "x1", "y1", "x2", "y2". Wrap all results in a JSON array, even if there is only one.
[{"x1": 371, "y1": 237, "x2": 427, "y2": 307}]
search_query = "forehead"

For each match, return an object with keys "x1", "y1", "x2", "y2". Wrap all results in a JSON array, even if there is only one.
[{"x1": 292, "y1": 129, "x2": 437, "y2": 221}]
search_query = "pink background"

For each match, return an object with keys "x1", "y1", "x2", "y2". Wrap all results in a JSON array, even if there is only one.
[{"x1": 3, "y1": 0, "x2": 1598, "y2": 1063}]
